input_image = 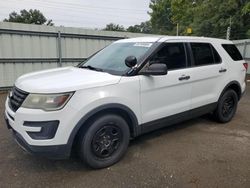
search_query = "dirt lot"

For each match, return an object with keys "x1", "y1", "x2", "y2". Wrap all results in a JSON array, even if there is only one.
[{"x1": 0, "y1": 85, "x2": 250, "y2": 188}]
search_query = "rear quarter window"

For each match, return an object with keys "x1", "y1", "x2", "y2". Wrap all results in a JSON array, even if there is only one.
[{"x1": 222, "y1": 44, "x2": 243, "y2": 61}]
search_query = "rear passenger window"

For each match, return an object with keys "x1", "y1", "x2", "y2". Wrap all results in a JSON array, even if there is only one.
[
  {"x1": 150, "y1": 43, "x2": 186, "y2": 70},
  {"x1": 222, "y1": 44, "x2": 243, "y2": 61},
  {"x1": 191, "y1": 43, "x2": 214, "y2": 66}
]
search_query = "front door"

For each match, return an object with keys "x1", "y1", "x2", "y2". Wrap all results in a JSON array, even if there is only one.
[{"x1": 139, "y1": 42, "x2": 192, "y2": 131}]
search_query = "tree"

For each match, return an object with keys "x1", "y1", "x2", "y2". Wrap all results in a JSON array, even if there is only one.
[
  {"x1": 103, "y1": 23, "x2": 125, "y2": 32},
  {"x1": 127, "y1": 21, "x2": 152, "y2": 33},
  {"x1": 3, "y1": 9, "x2": 54, "y2": 26},
  {"x1": 148, "y1": 0, "x2": 250, "y2": 39},
  {"x1": 242, "y1": 1, "x2": 250, "y2": 37},
  {"x1": 189, "y1": 0, "x2": 250, "y2": 39},
  {"x1": 149, "y1": 0, "x2": 175, "y2": 35},
  {"x1": 242, "y1": 1, "x2": 250, "y2": 15}
]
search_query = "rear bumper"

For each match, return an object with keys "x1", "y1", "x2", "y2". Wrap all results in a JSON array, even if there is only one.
[{"x1": 4, "y1": 114, "x2": 71, "y2": 159}]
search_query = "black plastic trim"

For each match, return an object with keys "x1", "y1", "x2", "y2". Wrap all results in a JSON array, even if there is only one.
[
  {"x1": 5, "y1": 117, "x2": 69, "y2": 159},
  {"x1": 141, "y1": 103, "x2": 217, "y2": 134},
  {"x1": 24, "y1": 121, "x2": 59, "y2": 140},
  {"x1": 210, "y1": 44, "x2": 222, "y2": 64},
  {"x1": 12, "y1": 130, "x2": 70, "y2": 159},
  {"x1": 7, "y1": 112, "x2": 14, "y2": 121},
  {"x1": 220, "y1": 81, "x2": 242, "y2": 100},
  {"x1": 4, "y1": 114, "x2": 11, "y2": 129},
  {"x1": 9, "y1": 86, "x2": 29, "y2": 112}
]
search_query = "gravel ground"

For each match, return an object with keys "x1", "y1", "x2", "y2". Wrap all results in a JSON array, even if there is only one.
[{"x1": 0, "y1": 84, "x2": 250, "y2": 188}]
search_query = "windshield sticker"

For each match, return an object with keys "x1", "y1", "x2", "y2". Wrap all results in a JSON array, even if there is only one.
[{"x1": 134, "y1": 43, "x2": 153, "y2": 48}]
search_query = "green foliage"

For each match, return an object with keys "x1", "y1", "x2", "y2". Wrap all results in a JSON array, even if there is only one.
[
  {"x1": 3, "y1": 9, "x2": 54, "y2": 26},
  {"x1": 103, "y1": 23, "x2": 125, "y2": 32},
  {"x1": 148, "y1": 0, "x2": 250, "y2": 39},
  {"x1": 104, "y1": 21, "x2": 152, "y2": 34},
  {"x1": 242, "y1": 2, "x2": 250, "y2": 15},
  {"x1": 149, "y1": 0, "x2": 175, "y2": 34},
  {"x1": 127, "y1": 21, "x2": 152, "y2": 33}
]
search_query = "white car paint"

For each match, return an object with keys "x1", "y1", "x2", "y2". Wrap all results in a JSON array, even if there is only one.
[
  {"x1": 16, "y1": 66, "x2": 121, "y2": 93},
  {"x1": 139, "y1": 68, "x2": 193, "y2": 123}
]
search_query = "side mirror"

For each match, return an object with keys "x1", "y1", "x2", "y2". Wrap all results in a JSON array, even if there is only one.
[
  {"x1": 125, "y1": 56, "x2": 137, "y2": 68},
  {"x1": 140, "y1": 63, "x2": 168, "y2": 76}
]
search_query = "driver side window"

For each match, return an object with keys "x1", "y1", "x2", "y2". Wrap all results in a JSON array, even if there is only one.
[{"x1": 150, "y1": 43, "x2": 187, "y2": 70}]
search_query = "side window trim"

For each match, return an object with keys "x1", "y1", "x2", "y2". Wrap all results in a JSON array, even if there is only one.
[
  {"x1": 209, "y1": 44, "x2": 222, "y2": 64},
  {"x1": 186, "y1": 43, "x2": 195, "y2": 67},
  {"x1": 183, "y1": 42, "x2": 189, "y2": 68}
]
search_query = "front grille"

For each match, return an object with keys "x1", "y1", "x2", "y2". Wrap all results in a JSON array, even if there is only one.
[{"x1": 9, "y1": 87, "x2": 29, "y2": 112}]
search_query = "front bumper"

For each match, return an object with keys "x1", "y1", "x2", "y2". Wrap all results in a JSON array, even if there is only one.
[
  {"x1": 4, "y1": 95, "x2": 82, "y2": 159},
  {"x1": 4, "y1": 113, "x2": 71, "y2": 159}
]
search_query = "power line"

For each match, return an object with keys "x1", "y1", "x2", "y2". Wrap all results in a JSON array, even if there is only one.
[
  {"x1": 0, "y1": 5, "x2": 149, "y2": 21},
  {"x1": 6, "y1": 0, "x2": 149, "y2": 13},
  {"x1": 0, "y1": 12, "x2": 146, "y2": 29},
  {"x1": 33, "y1": 0, "x2": 148, "y2": 12},
  {"x1": 0, "y1": 0, "x2": 150, "y2": 27}
]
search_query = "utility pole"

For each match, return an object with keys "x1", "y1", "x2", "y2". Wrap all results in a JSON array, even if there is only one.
[
  {"x1": 226, "y1": 17, "x2": 232, "y2": 40},
  {"x1": 176, "y1": 23, "x2": 179, "y2": 36}
]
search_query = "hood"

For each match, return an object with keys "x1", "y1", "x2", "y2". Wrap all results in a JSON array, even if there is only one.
[{"x1": 15, "y1": 67, "x2": 121, "y2": 93}]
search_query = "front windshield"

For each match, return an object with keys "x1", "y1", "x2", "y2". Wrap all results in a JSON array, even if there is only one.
[{"x1": 79, "y1": 42, "x2": 153, "y2": 75}]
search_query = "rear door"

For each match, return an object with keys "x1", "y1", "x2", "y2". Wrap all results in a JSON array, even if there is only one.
[{"x1": 187, "y1": 42, "x2": 227, "y2": 109}]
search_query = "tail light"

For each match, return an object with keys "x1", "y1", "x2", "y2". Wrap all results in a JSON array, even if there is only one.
[{"x1": 243, "y1": 63, "x2": 248, "y2": 71}]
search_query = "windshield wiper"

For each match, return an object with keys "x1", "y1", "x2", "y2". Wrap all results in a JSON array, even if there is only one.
[{"x1": 80, "y1": 65, "x2": 104, "y2": 72}]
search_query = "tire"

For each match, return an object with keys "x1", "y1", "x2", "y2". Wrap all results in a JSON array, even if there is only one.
[
  {"x1": 78, "y1": 114, "x2": 130, "y2": 169},
  {"x1": 213, "y1": 89, "x2": 238, "y2": 123}
]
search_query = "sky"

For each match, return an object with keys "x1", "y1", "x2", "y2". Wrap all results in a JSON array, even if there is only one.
[{"x1": 0, "y1": 0, "x2": 151, "y2": 29}]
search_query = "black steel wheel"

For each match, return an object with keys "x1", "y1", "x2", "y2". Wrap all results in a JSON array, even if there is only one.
[
  {"x1": 213, "y1": 89, "x2": 238, "y2": 123},
  {"x1": 221, "y1": 95, "x2": 235, "y2": 118},
  {"x1": 91, "y1": 125, "x2": 122, "y2": 158},
  {"x1": 78, "y1": 114, "x2": 130, "y2": 169}
]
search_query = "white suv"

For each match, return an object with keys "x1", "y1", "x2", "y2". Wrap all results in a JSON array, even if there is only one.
[{"x1": 4, "y1": 36, "x2": 247, "y2": 168}]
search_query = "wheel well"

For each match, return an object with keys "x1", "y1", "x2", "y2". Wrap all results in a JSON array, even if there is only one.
[
  {"x1": 224, "y1": 82, "x2": 241, "y2": 100},
  {"x1": 71, "y1": 107, "x2": 138, "y2": 151}
]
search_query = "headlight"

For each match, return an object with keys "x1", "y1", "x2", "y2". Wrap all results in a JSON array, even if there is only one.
[{"x1": 22, "y1": 92, "x2": 74, "y2": 111}]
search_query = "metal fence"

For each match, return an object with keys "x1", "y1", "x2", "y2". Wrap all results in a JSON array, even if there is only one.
[
  {"x1": 0, "y1": 22, "x2": 249, "y2": 89},
  {"x1": 0, "y1": 22, "x2": 153, "y2": 89},
  {"x1": 233, "y1": 39, "x2": 250, "y2": 61}
]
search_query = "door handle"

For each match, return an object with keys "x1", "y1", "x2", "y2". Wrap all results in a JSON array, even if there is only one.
[
  {"x1": 219, "y1": 68, "x2": 227, "y2": 73},
  {"x1": 179, "y1": 75, "x2": 190, "y2": 81}
]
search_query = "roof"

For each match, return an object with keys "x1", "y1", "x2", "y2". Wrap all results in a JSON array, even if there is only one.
[
  {"x1": 116, "y1": 36, "x2": 233, "y2": 44},
  {"x1": 115, "y1": 36, "x2": 161, "y2": 43}
]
